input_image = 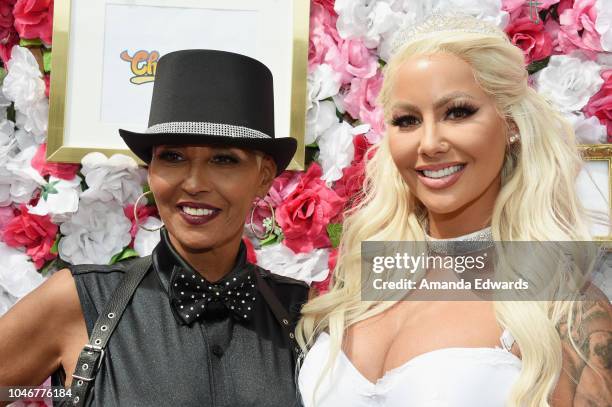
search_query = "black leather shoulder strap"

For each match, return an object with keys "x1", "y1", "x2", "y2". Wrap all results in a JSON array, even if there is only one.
[
  {"x1": 65, "y1": 256, "x2": 152, "y2": 406},
  {"x1": 253, "y1": 268, "x2": 302, "y2": 361}
]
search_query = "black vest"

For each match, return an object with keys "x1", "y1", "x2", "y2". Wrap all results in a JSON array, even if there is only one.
[{"x1": 51, "y1": 235, "x2": 308, "y2": 407}]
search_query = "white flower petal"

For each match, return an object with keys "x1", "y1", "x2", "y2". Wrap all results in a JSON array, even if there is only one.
[
  {"x1": 535, "y1": 54, "x2": 603, "y2": 113},
  {"x1": 79, "y1": 153, "x2": 146, "y2": 205},
  {"x1": 59, "y1": 200, "x2": 132, "y2": 265},
  {"x1": 563, "y1": 112, "x2": 607, "y2": 144},
  {"x1": 255, "y1": 243, "x2": 329, "y2": 285},
  {"x1": 0, "y1": 289, "x2": 18, "y2": 317},
  {"x1": 595, "y1": 0, "x2": 612, "y2": 52},
  {"x1": 306, "y1": 100, "x2": 339, "y2": 145},
  {"x1": 318, "y1": 121, "x2": 357, "y2": 184},
  {"x1": 28, "y1": 175, "x2": 82, "y2": 217},
  {"x1": 133, "y1": 217, "x2": 163, "y2": 257},
  {"x1": 0, "y1": 242, "x2": 45, "y2": 298}
]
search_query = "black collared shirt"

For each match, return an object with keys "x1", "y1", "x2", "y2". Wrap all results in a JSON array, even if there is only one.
[{"x1": 51, "y1": 231, "x2": 308, "y2": 407}]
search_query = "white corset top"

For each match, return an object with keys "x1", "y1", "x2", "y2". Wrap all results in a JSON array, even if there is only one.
[{"x1": 298, "y1": 329, "x2": 522, "y2": 407}]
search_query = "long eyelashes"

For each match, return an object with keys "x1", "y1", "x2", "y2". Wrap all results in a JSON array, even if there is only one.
[{"x1": 390, "y1": 101, "x2": 479, "y2": 128}]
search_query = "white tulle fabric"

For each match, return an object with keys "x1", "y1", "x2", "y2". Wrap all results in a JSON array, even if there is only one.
[{"x1": 298, "y1": 330, "x2": 521, "y2": 407}]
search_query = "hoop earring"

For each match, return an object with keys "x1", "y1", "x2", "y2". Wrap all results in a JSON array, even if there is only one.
[
  {"x1": 134, "y1": 191, "x2": 164, "y2": 232},
  {"x1": 249, "y1": 197, "x2": 276, "y2": 240}
]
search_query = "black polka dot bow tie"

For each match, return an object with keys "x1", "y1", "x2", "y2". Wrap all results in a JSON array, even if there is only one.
[{"x1": 169, "y1": 265, "x2": 257, "y2": 325}]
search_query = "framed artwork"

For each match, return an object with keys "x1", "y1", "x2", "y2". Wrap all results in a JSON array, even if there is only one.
[
  {"x1": 578, "y1": 144, "x2": 612, "y2": 240},
  {"x1": 47, "y1": 0, "x2": 310, "y2": 169}
]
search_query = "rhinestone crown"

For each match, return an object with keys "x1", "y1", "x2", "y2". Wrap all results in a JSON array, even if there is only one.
[{"x1": 390, "y1": 12, "x2": 508, "y2": 57}]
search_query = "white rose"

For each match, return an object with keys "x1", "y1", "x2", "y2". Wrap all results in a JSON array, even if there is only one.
[
  {"x1": 595, "y1": 0, "x2": 612, "y2": 52},
  {"x1": 0, "y1": 242, "x2": 45, "y2": 298},
  {"x1": 79, "y1": 152, "x2": 146, "y2": 205},
  {"x1": 563, "y1": 112, "x2": 607, "y2": 144},
  {"x1": 13, "y1": 127, "x2": 44, "y2": 152},
  {"x1": 59, "y1": 200, "x2": 132, "y2": 265},
  {"x1": 0, "y1": 145, "x2": 45, "y2": 206},
  {"x1": 535, "y1": 54, "x2": 604, "y2": 113},
  {"x1": 306, "y1": 100, "x2": 339, "y2": 146},
  {"x1": 255, "y1": 243, "x2": 329, "y2": 285},
  {"x1": 16, "y1": 100, "x2": 49, "y2": 141},
  {"x1": 318, "y1": 122, "x2": 368, "y2": 184},
  {"x1": 2, "y1": 46, "x2": 46, "y2": 113},
  {"x1": 0, "y1": 119, "x2": 15, "y2": 147},
  {"x1": 133, "y1": 217, "x2": 163, "y2": 256},
  {"x1": 335, "y1": 0, "x2": 400, "y2": 49},
  {"x1": 28, "y1": 175, "x2": 82, "y2": 222},
  {"x1": 308, "y1": 64, "x2": 342, "y2": 103},
  {"x1": 305, "y1": 64, "x2": 342, "y2": 146}
]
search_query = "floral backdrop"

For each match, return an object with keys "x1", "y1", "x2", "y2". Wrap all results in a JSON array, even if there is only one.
[{"x1": 0, "y1": 0, "x2": 610, "y2": 403}]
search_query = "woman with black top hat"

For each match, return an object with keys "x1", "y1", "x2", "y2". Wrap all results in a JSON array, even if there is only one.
[{"x1": 0, "y1": 49, "x2": 308, "y2": 407}]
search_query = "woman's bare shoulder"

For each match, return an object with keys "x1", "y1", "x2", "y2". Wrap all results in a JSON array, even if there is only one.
[{"x1": 0, "y1": 268, "x2": 85, "y2": 388}]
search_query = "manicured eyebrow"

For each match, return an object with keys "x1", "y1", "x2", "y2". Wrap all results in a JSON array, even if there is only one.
[{"x1": 392, "y1": 91, "x2": 477, "y2": 112}]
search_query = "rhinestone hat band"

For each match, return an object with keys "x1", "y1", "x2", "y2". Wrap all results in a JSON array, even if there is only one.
[
  {"x1": 389, "y1": 12, "x2": 508, "y2": 57},
  {"x1": 146, "y1": 121, "x2": 270, "y2": 139}
]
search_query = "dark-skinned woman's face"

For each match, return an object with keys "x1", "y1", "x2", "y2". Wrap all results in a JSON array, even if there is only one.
[{"x1": 148, "y1": 145, "x2": 276, "y2": 252}]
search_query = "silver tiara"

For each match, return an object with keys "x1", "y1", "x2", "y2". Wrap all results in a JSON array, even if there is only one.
[{"x1": 389, "y1": 12, "x2": 508, "y2": 57}]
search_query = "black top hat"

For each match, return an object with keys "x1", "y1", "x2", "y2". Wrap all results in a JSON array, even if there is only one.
[{"x1": 119, "y1": 49, "x2": 297, "y2": 175}]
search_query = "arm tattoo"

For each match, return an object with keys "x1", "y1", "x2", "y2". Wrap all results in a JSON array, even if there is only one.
[{"x1": 556, "y1": 294, "x2": 612, "y2": 406}]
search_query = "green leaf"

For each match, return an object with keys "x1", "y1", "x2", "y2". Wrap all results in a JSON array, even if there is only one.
[
  {"x1": 43, "y1": 49, "x2": 52, "y2": 72},
  {"x1": 7, "y1": 103, "x2": 15, "y2": 122},
  {"x1": 327, "y1": 223, "x2": 343, "y2": 248},
  {"x1": 109, "y1": 247, "x2": 139, "y2": 265},
  {"x1": 0, "y1": 67, "x2": 6, "y2": 83},
  {"x1": 41, "y1": 180, "x2": 60, "y2": 200},
  {"x1": 527, "y1": 56, "x2": 550, "y2": 75},
  {"x1": 142, "y1": 185, "x2": 156, "y2": 205},
  {"x1": 40, "y1": 258, "x2": 57, "y2": 277},
  {"x1": 19, "y1": 38, "x2": 43, "y2": 47},
  {"x1": 260, "y1": 233, "x2": 276, "y2": 246},
  {"x1": 50, "y1": 234, "x2": 60, "y2": 254}
]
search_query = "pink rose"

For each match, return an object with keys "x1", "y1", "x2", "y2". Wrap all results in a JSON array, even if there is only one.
[
  {"x1": 276, "y1": 163, "x2": 344, "y2": 253},
  {"x1": 312, "y1": 247, "x2": 337, "y2": 295},
  {"x1": 31, "y1": 143, "x2": 80, "y2": 180},
  {"x1": 333, "y1": 135, "x2": 369, "y2": 200},
  {"x1": 0, "y1": 0, "x2": 18, "y2": 65},
  {"x1": 308, "y1": 2, "x2": 377, "y2": 84},
  {"x1": 584, "y1": 69, "x2": 612, "y2": 140},
  {"x1": 123, "y1": 203, "x2": 159, "y2": 240},
  {"x1": 505, "y1": 10, "x2": 553, "y2": 64},
  {"x1": 246, "y1": 170, "x2": 301, "y2": 238},
  {"x1": 309, "y1": 2, "x2": 342, "y2": 71},
  {"x1": 557, "y1": 0, "x2": 603, "y2": 59},
  {"x1": 343, "y1": 71, "x2": 386, "y2": 142},
  {"x1": 331, "y1": 38, "x2": 378, "y2": 84},
  {"x1": 312, "y1": 0, "x2": 335, "y2": 16},
  {"x1": 13, "y1": 0, "x2": 53, "y2": 44},
  {"x1": 0, "y1": 205, "x2": 16, "y2": 236},
  {"x1": 3, "y1": 204, "x2": 58, "y2": 268}
]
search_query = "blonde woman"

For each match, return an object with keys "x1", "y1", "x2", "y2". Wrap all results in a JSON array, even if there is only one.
[{"x1": 296, "y1": 13, "x2": 611, "y2": 407}]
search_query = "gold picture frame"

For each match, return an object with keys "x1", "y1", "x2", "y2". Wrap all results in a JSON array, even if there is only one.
[
  {"x1": 47, "y1": 0, "x2": 310, "y2": 170},
  {"x1": 578, "y1": 144, "x2": 612, "y2": 241}
]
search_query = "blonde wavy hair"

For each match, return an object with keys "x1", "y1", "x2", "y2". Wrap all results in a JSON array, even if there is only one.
[{"x1": 296, "y1": 21, "x2": 608, "y2": 407}]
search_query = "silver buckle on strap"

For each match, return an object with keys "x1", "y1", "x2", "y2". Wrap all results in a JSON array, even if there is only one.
[{"x1": 71, "y1": 344, "x2": 105, "y2": 382}]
